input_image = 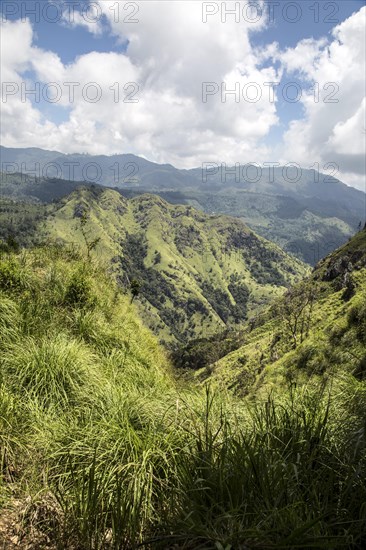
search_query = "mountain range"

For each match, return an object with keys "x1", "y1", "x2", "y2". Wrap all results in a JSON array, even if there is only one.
[
  {"x1": 1, "y1": 149, "x2": 366, "y2": 549},
  {"x1": 1, "y1": 146, "x2": 365, "y2": 265}
]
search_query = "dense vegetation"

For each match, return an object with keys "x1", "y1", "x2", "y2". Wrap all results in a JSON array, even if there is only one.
[
  {"x1": 159, "y1": 188, "x2": 361, "y2": 265},
  {"x1": 0, "y1": 177, "x2": 365, "y2": 547},
  {"x1": 0, "y1": 199, "x2": 47, "y2": 248},
  {"x1": 0, "y1": 186, "x2": 308, "y2": 343},
  {"x1": 0, "y1": 240, "x2": 366, "y2": 549}
]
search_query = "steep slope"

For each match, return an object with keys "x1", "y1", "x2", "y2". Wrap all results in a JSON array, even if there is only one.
[
  {"x1": 2, "y1": 147, "x2": 364, "y2": 265},
  {"x1": 37, "y1": 186, "x2": 308, "y2": 343},
  {"x1": 203, "y1": 227, "x2": 366, "y2": 394},
  {"x1": 0, "y1": 245, "x2": 170, "y2": 548},
  {"x1": 1, "y1": 244, "x2": 366, "y2": 549}
]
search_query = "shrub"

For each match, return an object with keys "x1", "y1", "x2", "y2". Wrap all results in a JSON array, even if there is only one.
[
  {"x1": 348, "y1": 295, "x2": 366, "y2": 344},
  {"x1": 296, "y1": 343, "x2": 317, "y2": 370},
  {"x1": 354, "y1": 354, "x2": 366, "y2": 380},
  {"x1": 64, "y1": 269, "x2": 94, "y2": 308}
]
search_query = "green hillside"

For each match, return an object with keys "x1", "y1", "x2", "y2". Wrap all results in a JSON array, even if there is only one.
[
  {"x1": 179, "y1": 188, "x2": 358, "y2": 265},
  {"x1": 2, "y1": 147, "x2": 365, "y2": 266},
  {"x1": 122, "y1": 187, "x2": 361, "y2": 265},
  {"x1": 20, "y1": 186, "x2": 308, "y2": 343},
  {"x1": 0, "y1": 243, "x2": 366, "y2": 548},
  {"x1": 202, "y1": 227, "x2": 366, "y2": 395}
]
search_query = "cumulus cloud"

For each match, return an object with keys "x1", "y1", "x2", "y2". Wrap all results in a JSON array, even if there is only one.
[
  {"x1": 0, "y1": 1, "x2": 280, "y2": 165},
  {"x1": 0, "y1": 2, "x2": 365, "y2": 189},
  {"x1": 0, "y1": 19, "x2": 59, "y2": 149},
  {"x1": 273, "y1": 7, "x2": 366, "y2": 189}
]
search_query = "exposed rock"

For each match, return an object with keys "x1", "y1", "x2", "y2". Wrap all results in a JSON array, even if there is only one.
[
  {"x1": 323, "y1": 256, "x2": 351, "y2": 282},
  {"x1": 73, "y1": 202, "x2": 87, "y2": 219}
]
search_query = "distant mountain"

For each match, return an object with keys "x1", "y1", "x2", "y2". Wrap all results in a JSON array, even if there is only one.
[
  {"x1": 0, "y1": 146, "x2": 195, "y2": 189},
  {"x1": 0, "y1": 185, "x2": 308, "y2": 343},
  {"x1": 1, "y1": 146, "x2": 364, "y2": 264}
]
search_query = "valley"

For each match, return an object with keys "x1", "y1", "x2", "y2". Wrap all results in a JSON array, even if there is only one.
[
  {"x1": 0, "y1": 150, "x2": 365, "y2": 549},
  {"x1": 0, "y1": 220, "x2": 365, "y2": 549},
  {"x1": 1, "y1": 3, "x2": 366, "y2": 546},
  {"x1": 0, "y1": 182, "x2": 308, "y2": 344}
]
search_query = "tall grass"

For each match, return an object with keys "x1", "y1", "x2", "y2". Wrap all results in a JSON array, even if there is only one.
[
  {"x1": 34, "y1": 383, "x2": 364, "y2": 549},
  {"x1": 3, "y1": 334, "x2": 94, "y2": 408},
  {"x1": 0, "y1": 293, "x2": 20, "y2": 349},
  {"x1": 0, "y1": 248, "x2": 365, "y2": 549}
]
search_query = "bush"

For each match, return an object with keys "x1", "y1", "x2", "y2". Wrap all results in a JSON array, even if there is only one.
[
  {"x1": 64, "y1": 269, "x2": 94, "y2": 308},
  {"x1": 296, "y1": 343, "x2": 318, "y2": 370},
  {"x1": 354, "y1": 354, "x2": 366, "y2": 380}
]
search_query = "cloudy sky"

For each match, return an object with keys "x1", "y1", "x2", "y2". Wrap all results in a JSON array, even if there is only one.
[{"x1": 1, "y1": 0, "x2": 365, "y2": 190}]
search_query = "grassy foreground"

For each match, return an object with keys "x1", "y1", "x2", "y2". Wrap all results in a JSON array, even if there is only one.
[{"x1": 0, "y1": 246, "x2": 366, "y2": 549}]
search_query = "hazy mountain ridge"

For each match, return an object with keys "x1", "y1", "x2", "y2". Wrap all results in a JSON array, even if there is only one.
[{"x1": 1, "y1": 146, "x2": 364, "y2": 264}]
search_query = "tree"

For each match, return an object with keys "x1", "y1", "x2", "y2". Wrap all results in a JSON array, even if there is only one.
[
  {"x1": 130, "y1": 279, "x2": 141, "y2": 303},
  {"x1": 79, "y1": 213, "x2": 101, "y2": 259},
  {"x1": 276, "y1": 283, "x2": 317, "y2": 349}
]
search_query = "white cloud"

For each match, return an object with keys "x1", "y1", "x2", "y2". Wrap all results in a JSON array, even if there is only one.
[
  {"x1": 62, "y1": 3, "x2": 104, "y2": 36},
  {"x1": 277, "y1": 38, "x2": 328, "y2": 80},
  {"x1": 0, "y1": 2, "x2": 280, "y2": 166},
  {"x1": 0, "y1": 19, "x2": 59, "y2": 149},
  {"x1": 0, "y1": 2, "x2": 365, "y2": 190},
  {"x1": 328, "y1": 98, "x2": 366, "y2": 156},
  {"x1": 274, "y1": 7, "x2": 366, "y2": 189}
]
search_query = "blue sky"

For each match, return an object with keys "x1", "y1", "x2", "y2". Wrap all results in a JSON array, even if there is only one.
[
  {"x1": 2, "y1": 1, "x2": 363, "y2": 61},
  {"x1": 3, "y1": 0, "x2": 356, "y2": 130},
  {"x1": 250, "y1": 0, "x2": 365, "y2": 137},
  {"x1": 1, "y1": 1, "x2": 365, "y2": 189},
  {"x1": 251, "y1": 1, "x2": 365, "y2": 47},
  {"x1": 1, "y1": 0, "x2": 126, "y2": 62}
]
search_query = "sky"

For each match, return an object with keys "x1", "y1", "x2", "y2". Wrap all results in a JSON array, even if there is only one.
[{"x1": 0, "y1": 0, "x2": 365, "y2": 190}]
